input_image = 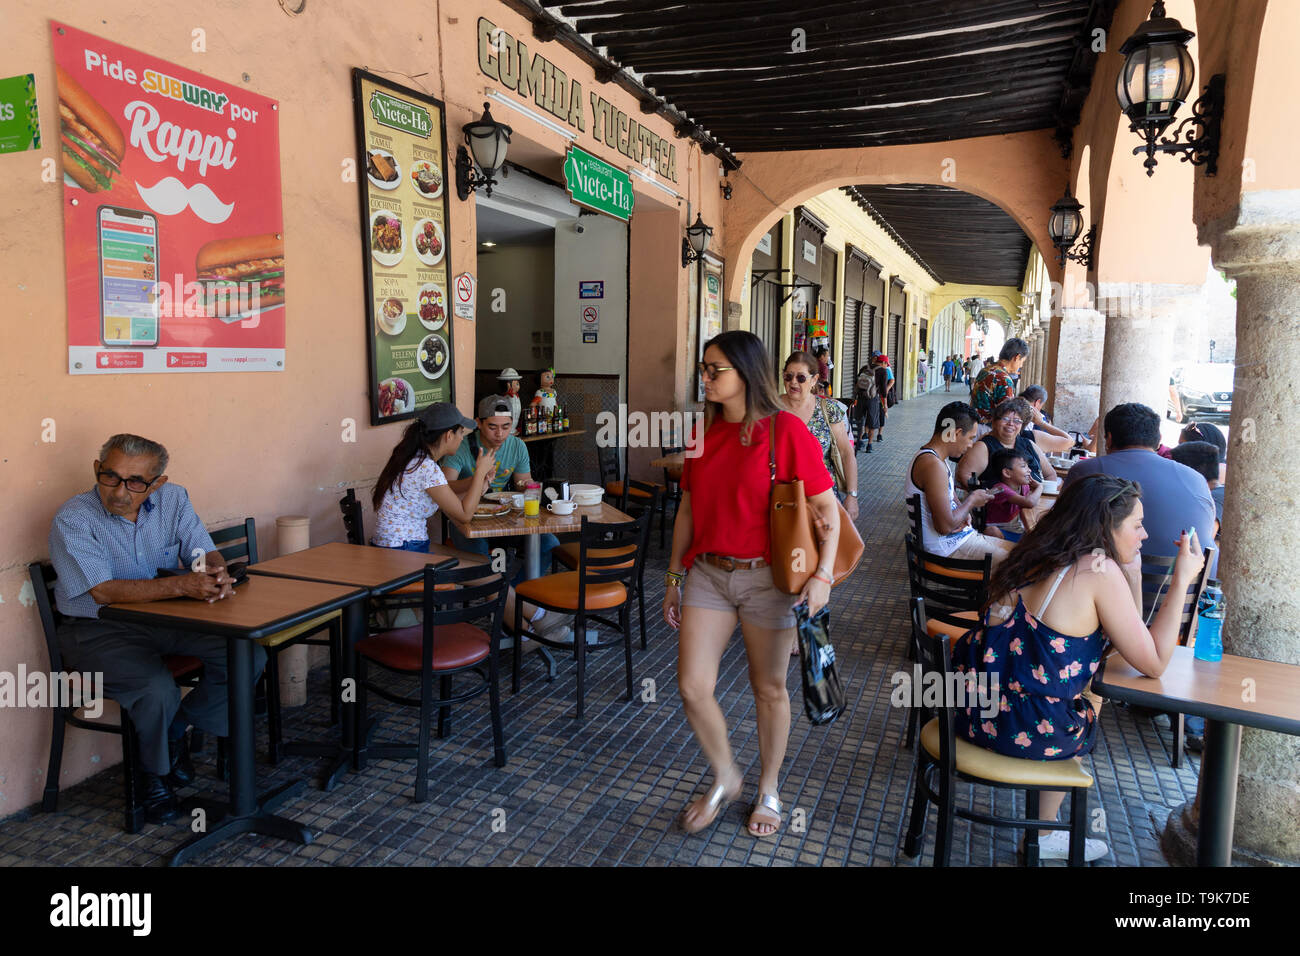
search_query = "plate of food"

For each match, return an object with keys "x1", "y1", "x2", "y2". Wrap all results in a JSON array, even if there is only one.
[
  {"x1": 416, "y1": 332, "x2": 449, "y2": 380},
  {"x1": 366, "y1": 148, "x2": 401, "y2": 190},
  {"x1": 376, "y1": 296, "x2": 406, "y2": 336},
  {"x1": 473, "y1": 502, "x2": 511, "y2": 519},
  {"x1": 416, "y1": 282, "x2": 446, "y2": 331},
  {"x1": 377, "y1": 377, "x2": 415, "y2": 417},
  {"x1": 413, "y1": 218, "x2": 445, "y2": 266},
  {"x1": 409, "y1": 159, "x2": 443, "y2": 199},
  {"x1": 370, "y1": 209, "x2": 404, "y2": 267},
  {"x1": 483, "y1": 492, "x2": 516, "y2": 504}
]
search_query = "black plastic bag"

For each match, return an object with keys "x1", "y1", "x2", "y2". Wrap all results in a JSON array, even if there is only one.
[{"x1": 795, "y1": 602, "x2": 845, "y2": 725}]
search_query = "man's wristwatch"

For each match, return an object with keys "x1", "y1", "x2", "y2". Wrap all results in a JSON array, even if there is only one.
[{"x1": 848, "y1": 490, "x2": 858, "y2": 497}]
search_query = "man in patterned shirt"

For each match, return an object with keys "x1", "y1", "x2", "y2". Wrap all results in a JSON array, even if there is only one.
[
  {"x1": 971, "y1": 338, "x2": 1031, "y2": 424},
  {"x1": 48, "y1": 434, "x2": 263, "y2": 823}
]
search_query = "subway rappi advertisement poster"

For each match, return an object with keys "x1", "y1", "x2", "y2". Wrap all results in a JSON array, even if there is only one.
[{"x1": 52, "y1": 22, "x2": 285, "y2": 374}]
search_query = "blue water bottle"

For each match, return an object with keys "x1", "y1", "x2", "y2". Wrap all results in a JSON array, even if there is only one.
[{"x1": 1195, "y1": 581, "x2": 1224, "y2": 662}]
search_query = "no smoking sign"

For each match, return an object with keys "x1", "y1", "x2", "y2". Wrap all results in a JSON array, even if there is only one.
[
  {"x1": 581, "y1": 305, "x2": 598, "y2": 343},
  {"x1": 453, "y1": 272, "x2": 476, "y2": 320}
]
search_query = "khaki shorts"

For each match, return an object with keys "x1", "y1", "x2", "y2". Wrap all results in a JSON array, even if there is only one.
[
  {"x1": 950, "y1": 532, "x2": 1013, "y2": 564},
  {"x1": 682, "y1": 560, "x2": 800, "y2": 629}
]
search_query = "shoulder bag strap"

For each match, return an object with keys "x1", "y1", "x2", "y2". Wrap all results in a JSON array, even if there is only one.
[{"x1": 769, "y1": 413, "x2": 778, "y2": 487}]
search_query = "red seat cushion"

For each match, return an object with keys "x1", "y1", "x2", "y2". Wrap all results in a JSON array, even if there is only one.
[
  {"x1": 165, "y1": 655, "x2": 203, "y2": 678},
  {"x1": 356, "y1": 622, "x2": 490, "y2": 671}
]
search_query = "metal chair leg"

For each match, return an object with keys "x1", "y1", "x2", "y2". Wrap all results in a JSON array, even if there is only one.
[
  {"x1": 1068, "y1": 788, "x2": 1088, "y2": 867},
  {"x1": 436, "y1": 675, "x2": 452, "y2": 739},
  {"x1": 43, "y1": 707, "x2": 66, "y2": 812},
  {"x1": 1025, "y1": 790, "x2": 1041, "y2": 866},
  {"x1": 902, "y1": 757, "x2": 930, "y2": 858},
  {"x1": 488, "y1": 647, "x2": 506, "y2": 768},
  {"x1": 1171, "y1": 713, "x2": 1185, "y2": 768},
  {"x1": 934, "y1": 763, "x2": 954, "y2": 867},
  {"x1": 621, "y1": 603, "x2": 635, "y2": 702},
  {"x1": 574, "y1": 611, "x2": 587, "y2": 721},
  {"x1": 121, "y1": 716, "x2": 144, "y2": 834},
  {"x1": 416, "y1": 660, "x2": 434, "y2": 803}
]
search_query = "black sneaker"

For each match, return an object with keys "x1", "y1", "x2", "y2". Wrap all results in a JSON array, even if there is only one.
[{"x1": 865, "y1": 444, "x2": 873, "y2": 453}]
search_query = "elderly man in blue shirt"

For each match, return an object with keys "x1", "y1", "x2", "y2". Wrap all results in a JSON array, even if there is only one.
[{"x1": 49, "y1": 434, "x2": 264, "y2": 823}]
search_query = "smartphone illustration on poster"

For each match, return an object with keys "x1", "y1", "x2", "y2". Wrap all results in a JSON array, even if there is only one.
[{"x1": 98, "y1": 205, "x2": 159, "y2": 347}]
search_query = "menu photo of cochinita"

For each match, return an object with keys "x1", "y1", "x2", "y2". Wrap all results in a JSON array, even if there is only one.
[
  {"x1": 195, "y1": 233, "x2": 285, "y2": 322},
  {"x1": 57, "y1": 64, "x2": 124, "y2": 192}
]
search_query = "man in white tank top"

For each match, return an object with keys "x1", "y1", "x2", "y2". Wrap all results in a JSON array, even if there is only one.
[{"x1": 905, "y1": 401, "x2": 1014, "y2": 564}]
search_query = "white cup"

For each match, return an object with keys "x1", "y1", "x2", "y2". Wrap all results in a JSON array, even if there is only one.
[
  {"x1": 510, "y1": 494, "x2": 525, "y2": 510},
  {"x1": 547, "y1": 499, "x2": 576, "y2": 515}
]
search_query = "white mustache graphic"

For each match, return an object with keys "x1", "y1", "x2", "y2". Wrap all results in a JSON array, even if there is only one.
[{"x1": 135, "y1": 177, "x2": 235, "y2": 224}]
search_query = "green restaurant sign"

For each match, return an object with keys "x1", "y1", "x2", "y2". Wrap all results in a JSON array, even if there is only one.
[
  {"x1": 564, "y1": 145, "x2": 634, "y2": 222},
  {"x1": 368, "y1": 89, "x2": 432, "y2": 139}
]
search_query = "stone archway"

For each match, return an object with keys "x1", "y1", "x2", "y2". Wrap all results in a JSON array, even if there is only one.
[{"x1": 720, "y1": 129, "x2": 1069, "y2": 309}]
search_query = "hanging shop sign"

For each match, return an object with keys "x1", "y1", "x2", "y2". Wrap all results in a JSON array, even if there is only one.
[
  {"x1": 694, "y1": 257, "x2": 725, "y2": 401},
  {"x1": 564, "y1": 145, "x2": 633, "y2": 221},
  {"x1": 353, "y1": 69, "x2": 454, "y2": 425},
  {"x1": 802, "y1": 240, "x2": 818, "y2": 264},
  {"x1": 477, "y1": 17, "x2": 677, "y2": 183},
  {"x1": 52, "y1": 23, "x2": 285, "y2": 374},
  {"x1": 0, "y1": 73, "x2": 40, "y2": 154}
]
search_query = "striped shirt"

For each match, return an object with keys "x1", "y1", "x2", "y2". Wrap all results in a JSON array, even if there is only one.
[{"x1": 49, "y1": 484, "x2": 216, "y2": 619}]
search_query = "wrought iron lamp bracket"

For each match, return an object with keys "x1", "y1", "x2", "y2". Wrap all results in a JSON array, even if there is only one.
[{"x1": 1132, "y1": 73, "x2": 1225, "y2": 177}]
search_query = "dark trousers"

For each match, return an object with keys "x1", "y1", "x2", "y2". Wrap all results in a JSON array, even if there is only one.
[{"x1": 57, "y1": 618, "x2": 266, "y2": 775}]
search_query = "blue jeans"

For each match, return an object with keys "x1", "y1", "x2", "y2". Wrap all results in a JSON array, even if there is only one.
[
  {"x1": 386, "y1": 539, "x2": 431, "y2": 552},
  {"x1": 448, "y1": 525, "x2": 559, "y2": 583}
]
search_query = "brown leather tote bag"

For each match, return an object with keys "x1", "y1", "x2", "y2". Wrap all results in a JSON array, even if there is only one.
[{"x1": 768, "y1": 415, "x2": 865, "y2": 594}]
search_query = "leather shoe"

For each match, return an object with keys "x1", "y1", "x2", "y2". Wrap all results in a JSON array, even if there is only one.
[
  {"x1": 166, "y1": 732, "x2": 194, "y2": 788},
  {"x1": 141, "y1": 773, "x2": 180, "y2": 824}
]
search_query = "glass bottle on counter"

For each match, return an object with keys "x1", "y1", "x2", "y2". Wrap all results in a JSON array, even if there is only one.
[
  {"x1": 562, "y1": 406, "x2": 570, "y2": 431},
  {"x1": 538, "y1": 405, "x2": 548, "y2": 434},
  {"x1": 525, "y1": 406, "x2": 536, "y2": 436}
]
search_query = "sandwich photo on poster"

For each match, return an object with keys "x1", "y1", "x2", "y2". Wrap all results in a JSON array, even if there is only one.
[{"x1": 52, "y1": 21, "x2": 285, "y2": 374}]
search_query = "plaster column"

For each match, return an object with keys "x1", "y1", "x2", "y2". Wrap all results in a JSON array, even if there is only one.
[
  {"x1": 1096, "y1": 283, "x2": 1197, "y2": 450},
  {"x1": 1165, "y1": 193, "x2": 1300, "y2": 865}
]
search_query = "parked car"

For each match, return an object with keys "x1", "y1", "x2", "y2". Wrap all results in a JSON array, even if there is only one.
[{"x1": 1168, "y1": 363, "x2": 1234, "y2": 422}]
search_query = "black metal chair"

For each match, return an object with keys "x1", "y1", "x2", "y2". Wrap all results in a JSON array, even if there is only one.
[
  {"x1": 353, "y1": 558, "x2": 511, "y2": 801},
  {"x1": 514, "y1": 511, "x2": 650, "y2": 719},
  {"x1": 209, "y1": 519, "x2": 342, "y2": 763},
  {"x1": 29, "y1": 561, "x2": 214, "y2": 832},
  {"x1": 659, "y1": 445, "x2": 685, "y2": 549},
  {"x1": 551, "y1": 480, "x2": 659, "y2": 651},
  {"x1": 1138, "y1": 549, "x2": 1214, "y2": 767},
  {"x1": 900, "y1": 597, "x2": 1095, "y2": 867},
  {"x1": 902, "y1": 533, "x2": 992, "y2": 746}
]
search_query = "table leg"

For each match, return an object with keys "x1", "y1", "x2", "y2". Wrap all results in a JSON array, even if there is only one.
[
  {"x1": 168, "y1": 639, "x2": 312, "y2": 865},
  {"x1": 281, "y1": 596, "x2": 368, "y2": 791},
  {"x1": 522, "y1": 535, "x2": 557, "y2": 679},
  {"x1": 1196, "y1": 719, "x2": 1242, "y2": 867}
]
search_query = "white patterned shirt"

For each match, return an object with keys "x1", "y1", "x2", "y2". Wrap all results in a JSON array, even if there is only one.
[{"x1": 371, "y1": 458, "x2": 447, "y2": 547}]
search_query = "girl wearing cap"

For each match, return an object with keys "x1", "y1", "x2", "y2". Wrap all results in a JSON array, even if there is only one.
[{"x1": 371, "y1": 402, "x2": 495, "y2": 551}]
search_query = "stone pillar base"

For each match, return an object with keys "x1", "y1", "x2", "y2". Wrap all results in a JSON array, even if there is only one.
[{"x1": 1162, "y1": 798, "x2": 1293, "y2": 866}]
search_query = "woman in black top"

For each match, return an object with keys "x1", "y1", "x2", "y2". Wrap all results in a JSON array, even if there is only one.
[{"x1": 958, "y1": 397, "x2": 1058, "y2": 488}]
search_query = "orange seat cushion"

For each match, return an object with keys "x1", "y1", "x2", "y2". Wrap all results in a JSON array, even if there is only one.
[
  {"x1": 515, "y1": 572, "x2": 628, "y2": 611},
  {"x1": 165, "y1": 655, "x2": 203, "y2": 678},
  {"x1": 922, "y1": 560, "x2": 984, "y2": 581},
  {"x1": 552, "y1": 542, "x2": 635, "y2": 571},
  {"x1": 356, "y1": 622, "x2": 489, "y2": 671},
  {"x1": 925, "y1": 611, "x2": 981, "y2": 642},
  {"x1": 388, "y1": 581, "x2": 458, "y2": 596},
  {"x1": 603, "y1": 481, "x2": 654, "y2": 500}
]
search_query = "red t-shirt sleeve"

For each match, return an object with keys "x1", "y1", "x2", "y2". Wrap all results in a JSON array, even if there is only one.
[{"x1": 776, "y1": 411, "x2": 833, "y2": 496}]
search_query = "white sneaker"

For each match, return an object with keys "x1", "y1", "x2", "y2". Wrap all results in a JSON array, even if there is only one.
[{"x1": 1034, "y1": 829, "x2": 1108, "y2": 862}]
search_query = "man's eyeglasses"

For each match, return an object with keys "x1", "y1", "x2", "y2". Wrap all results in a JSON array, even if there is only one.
[
  {"x1": 783, "y1": 372, "x2": 812, "y2": 384},
  {"x1": 97, "y1": 470, "x2": 160, "y2": 494},
  {"x1": 697, "y1": 363, "x2": 734, "y2": 380}
]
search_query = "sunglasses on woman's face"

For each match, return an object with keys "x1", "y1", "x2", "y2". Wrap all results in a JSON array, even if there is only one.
[{"x1": 783, "y1": 372, "x2": 812, "y2": 384}]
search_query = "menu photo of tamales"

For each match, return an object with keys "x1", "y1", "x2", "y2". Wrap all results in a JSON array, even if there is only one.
[{"x1": 353, "y1": 69, "x2": 453, "y2": 425}]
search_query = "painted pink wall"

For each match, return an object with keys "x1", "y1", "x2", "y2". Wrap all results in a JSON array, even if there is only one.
[{"x1": 0, "y1": 0, "x2": 720, "y2": 816}]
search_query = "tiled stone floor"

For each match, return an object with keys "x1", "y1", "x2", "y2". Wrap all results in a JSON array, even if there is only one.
[{"x1": 0, "y1": 388, "x2": 1199, "y2": 866}]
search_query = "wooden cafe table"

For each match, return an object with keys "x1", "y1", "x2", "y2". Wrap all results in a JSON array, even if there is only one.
[
  {"x1": 1092, "y1": 645, "x2": 1300, "y2": 866},
  {"x1": 248, "y1": 542, "x2": 485, "y2": 789},
  {"x1": 101, "y1": 575, "x2": 365, "y2": 865}
]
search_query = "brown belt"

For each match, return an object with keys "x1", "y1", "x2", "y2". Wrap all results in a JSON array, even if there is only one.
[{"x1": 699, "y1": 553, "x2": 769, "y2": 572}]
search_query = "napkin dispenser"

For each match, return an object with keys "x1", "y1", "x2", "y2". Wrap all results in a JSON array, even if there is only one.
[{"x1": 543, "y1": 479, "x2": 571, "y2": 501}]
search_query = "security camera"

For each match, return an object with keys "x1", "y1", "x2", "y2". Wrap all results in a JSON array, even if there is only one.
[{"x1": 574, "y1": 222, "x2": 586, "y2": 235}]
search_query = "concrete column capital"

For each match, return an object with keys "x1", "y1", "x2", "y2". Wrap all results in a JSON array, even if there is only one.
[{"x1": 1201, "y1": 189, "x2": 1300, "y2": 276}]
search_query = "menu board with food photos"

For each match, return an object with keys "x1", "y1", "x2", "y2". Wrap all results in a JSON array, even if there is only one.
[{"x1": 353, "y1": 70, "x2": 453, "y2": 425}]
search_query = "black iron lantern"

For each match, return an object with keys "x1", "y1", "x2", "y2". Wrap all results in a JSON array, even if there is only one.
[
  {"x1": 681, "y1": 213, "x2": 713, "y2": 268},
  {"x1": 1047, "y1": 187, "x2": 1096, "y2": 270},
  {"x1": 1116, "y1": 2, "x2": 1224, "y2": 177},
  {"x1": 455, "y1": 102, "x2": 512, "y2": 200}
]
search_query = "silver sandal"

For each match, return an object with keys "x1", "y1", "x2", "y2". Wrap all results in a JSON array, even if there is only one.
[
  {"x1": 678, "y1": 777, "x2": 739, "y2": 835},
  {"x1": 748, "y1": 794, "x2": 783, "y2": 839}
]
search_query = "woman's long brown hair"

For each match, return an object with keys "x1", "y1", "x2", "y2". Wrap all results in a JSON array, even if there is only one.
[
  {"x1": 985, "y1": 473, "x2": 1142, "y2": 610},
  {"x1": 702, "y1": 330, "x2": 782, "y2": 444}
]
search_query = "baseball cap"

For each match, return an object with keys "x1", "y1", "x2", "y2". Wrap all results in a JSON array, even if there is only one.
[
  {"x1": 418, "y1": 402, "x2": 476, "y2": 432},
  {"x1": 497, "y1": 367, "x2": 522, "y2": 381},
  {"x1": 477, "y1": 395, "x2": 514, "y2": 420}
]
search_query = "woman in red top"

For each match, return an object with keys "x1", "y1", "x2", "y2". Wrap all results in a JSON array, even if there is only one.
[{"x1": 664, "y1": 331, "x2": 841, "y2": 838}]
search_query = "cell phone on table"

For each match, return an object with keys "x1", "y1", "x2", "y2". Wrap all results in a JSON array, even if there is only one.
[{"x1": 98, "y1": 205, "x2": 159, "y2": 347}]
